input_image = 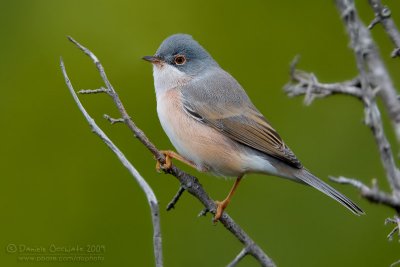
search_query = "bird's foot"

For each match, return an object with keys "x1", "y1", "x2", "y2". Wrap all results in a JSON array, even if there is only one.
[
  {"x1": 155, "y1": 150, "x2": 197, "y2": 172},
  {"x1": 213, "y1": 199, "x2": 230, "y2": 223},
  {"x1": 212, "y1": 175, "x2": 243, "y2": 223},
  {"x1": 156, "y1": 150, "x2": 173, "y2": 172}
]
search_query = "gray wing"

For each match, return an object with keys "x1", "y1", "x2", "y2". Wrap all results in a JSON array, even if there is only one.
[{"x1": 181, "y1": 68, "x2": 302, "y2": 169}]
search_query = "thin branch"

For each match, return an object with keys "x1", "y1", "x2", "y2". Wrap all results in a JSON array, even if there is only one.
[
  {"x1": 198, "y1": 208, "x2": 209, "y2": 217},
  {"x1": 166, "y1": 186, "x2": 186, "y2": 211},
  {"x1": 391, "y1": 259, "x2": 400, "y2": 267},
  {"x1": 78, "y1": 87, "x2": 110, "y2": 94},
  {"x1": 67, "y1": 36, "x2": 164, "y2": 164},
  {"x1": 330, "y1": 176, "x2": 400, "y2": 211},
  {"x1": 368, "y1": 0, "x2": 400, "y2": 58},
  {"x1": 362, "y1": 95, "x2": 400, "y2": 199},
  {"x1": 64, "y1": 37, "x2": 276, "y2": 267},
  {"x1": 103, "y1": 114, "x2": 125, "y2": 124},
  {"x1": 60, "y1": 58, "x2": 163, "y2": 267},
  {"x1": 227, "y1": 247, "x2": 249, "y2": 267},
  {"x1": 335, "y1": 0, "x2": 400, "y2": 158},
  {"x1": 385, "y1": 216, "x2": 400, "y2": 241},
  {"x1": 286, "y1": 59, "x2": 400, "y2": 211},
  {"x1": 285, "y1": 57, "x2": 362, "y2": 105}
]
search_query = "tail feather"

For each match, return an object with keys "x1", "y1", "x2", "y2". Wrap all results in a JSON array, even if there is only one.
[{"x1": 295, "y1": 169, "x2": 365, "y2": 215}]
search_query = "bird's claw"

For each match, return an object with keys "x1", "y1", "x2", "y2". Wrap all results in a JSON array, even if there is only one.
[
  {"x1": 213, "y1": 200, "x2": 228, "y2": 223},
  {"x1": 155, "y1": 152, "x2": 172, "y2": 172}
]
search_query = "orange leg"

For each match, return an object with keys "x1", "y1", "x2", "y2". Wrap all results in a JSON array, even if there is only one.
[
  {"x1": 213, "y1": 175, "x2": 244, "y2": 223},
  {"x1": 156, "y1": 150, "x2": 197, "y2": 172}
]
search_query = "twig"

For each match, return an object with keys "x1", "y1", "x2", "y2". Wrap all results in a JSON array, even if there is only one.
[
  {"x1": 391, "y1": 259, "x2": 400, "y2": 267},
  {"x1": 104, "y1": 114, "x2": 125, "y2": 124},
  {"x1": 330, "y1": 176, "x2": 400, "y2": 211},
  {"x1": 385, "y1": 216, "x2": 400, "y2": 241},
  {"x1": 64, "y1": 37, "x2": 276, "y2": 267},
  {"x1": 368, "y1": 0, "x2": 400, "y2": 58},
  {"x1": 285, "y1": 57, "x2": 363, "y2": 104},
  {"x1": 78, "y1": 87, "x2": 110, "y2": 94},
  {"x1": 227, "y1": 247, "x2": 249, "y2": 267},
  {"x1": 166, "y1": 186, "x2": 186, "y2": 211},
  {"x1": 60, "y1": 58, "x2": 163, "y2": 267},
  {"x1": 198, "y1": 208, "x2": 209, "y2": 217}
]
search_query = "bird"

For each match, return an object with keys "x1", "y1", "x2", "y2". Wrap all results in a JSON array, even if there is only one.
[{"x1": 142, "y1": 33, "x2": 364, "y2": 222}]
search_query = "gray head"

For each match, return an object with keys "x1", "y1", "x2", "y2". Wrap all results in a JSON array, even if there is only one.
[{"x1": 143, "y1": 34, "x2": 218, "y2": 76}]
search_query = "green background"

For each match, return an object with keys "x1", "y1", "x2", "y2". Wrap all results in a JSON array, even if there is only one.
[{"x1": 1, "y1": 0, "x2": 399, "y2": 266}]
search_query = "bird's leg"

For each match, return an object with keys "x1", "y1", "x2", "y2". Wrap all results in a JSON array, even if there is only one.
[
  {"x1": 214, "y1": 175, "x2": 244, "y2": 223},
  {"x1": 156, "y1": 150, "x2": 197, "y2": 172}
]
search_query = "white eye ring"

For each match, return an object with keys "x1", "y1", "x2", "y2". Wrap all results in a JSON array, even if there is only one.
[{"x1": 174, "y1": 55, "x2": 186, "y2": 65}]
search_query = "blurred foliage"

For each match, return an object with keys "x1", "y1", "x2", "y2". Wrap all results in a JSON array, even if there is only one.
[{"x1": 1, "y1": 0, "x2": 400, "y2": 266}]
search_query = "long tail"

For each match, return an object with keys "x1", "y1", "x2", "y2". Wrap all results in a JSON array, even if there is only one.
[{"x1": 294, "y1": 169, "x2": 365, "y2": 215}]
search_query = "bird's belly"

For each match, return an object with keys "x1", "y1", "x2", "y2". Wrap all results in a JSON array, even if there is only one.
[{"x1": 156, "y1": 89, "x2": 247, "y2": 177}]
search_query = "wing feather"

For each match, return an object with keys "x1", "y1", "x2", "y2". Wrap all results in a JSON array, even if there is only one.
[{"x1": 181, "y1": 68, "x2": 302, "y2": 169}]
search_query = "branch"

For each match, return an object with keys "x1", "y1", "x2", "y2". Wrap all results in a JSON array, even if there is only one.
[
  {"x1": 391, "y1": 259, "x2": 400, "y2": 267},
  {"x1": 166, "y1": 186, "x2": 185, "y2": 211},
  {"x1": 60, "y1": 58, "x2": 163, "y2": 267},
  {"x1": 336, "y1": 0, "x2": 400, "y2": 197},
  {"x1": 63, "y1": 37, "x2": 276, "y2": 267},
  {"x1": 285, "y1": 0, "x2": 400, "y2": 204},
  {"x1": 284, "y1": 57, "x2": 363, "y2": 105},
  {"x1": 385, "y1": 216, "x2": 400, "y2": 241},
  {"x1": 363, "y1": 95, "x2": 400, "y2": 198},
  {"x1": 227, "y1": 247, "x2": 249, "y2": 267},
  {"x1": 285, "y1": 58, "x2": 400, "y2": 211},
  {"x1": 329, "y1": 176, "x2": 400, "y2": 212},
  {"x1": 335, "y1": 0, "x2": 400, "y2": 152},
  {"x1": 368, "y1": 0, "x2": 400, "y2": 58},
  {"x1": 103, "y1": 114, "x2": 125, "y2": 124}
]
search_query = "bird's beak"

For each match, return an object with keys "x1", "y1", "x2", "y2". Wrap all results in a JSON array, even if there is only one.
[{"x1": 142, "y1": 55, "x2": 163, "y2": 64}]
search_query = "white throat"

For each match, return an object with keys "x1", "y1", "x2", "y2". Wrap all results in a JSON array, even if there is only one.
[{"x1": 152, "y1": 63, "x2": 191, "y2": 99}]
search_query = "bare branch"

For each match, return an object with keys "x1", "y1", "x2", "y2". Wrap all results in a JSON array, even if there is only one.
[
  {"x1": 60, "y1": 58, "x2": 163, "y2": 267},
  {"x1": 330, "y1": 176, "x2": 400, "y2": 211},
  {"x1": 391, "y1": 259, "x2": 400, "y2": 267},
  {"x1": 166, "y1": 186, "x2": 186, "y2": 211},
  {"x1": 198, "y1": 208, "x2": 209, "y2": 217},
  {"x1": 103, "y1": 114, "x2": 125, "y2": 124},
  {"x1": 67, "y1": 36, "x2": 165, "y2": 164},
  {"x1": 385, "y1": 216, "x2": 400, "y2": 241},
  {"x1": 227, "y1": 247, "x2": 249, "y2": 267},
  {"x1": 286, "y1": 57, "x2": 400, "y2": 204},
  {"x1": 362, "y1": 96, "x2": 400, "y2": 197},
  {"x1": 78, "y1": 87, "x2": 110, "y2": 95},
  {"x1": 64, "y1": 37, "x2": 276, "y2": 267},
  {"x1": 368, "y1": 0, "x2": 400, "y2": 58},
  {"x1": 285, "y1": 58, "x2": 363, "y2": 105},
  {"x1": 335, "y1": 0, "x2": 400, "y2": 151},
  {"x1": 285, "y1": 0, "x2": 400, "y2": 205},
  {"x1": 286, "y1": 60, "x2": 400, "y2": 211}
]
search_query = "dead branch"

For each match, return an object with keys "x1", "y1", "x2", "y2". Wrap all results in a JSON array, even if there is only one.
[
  {"x1": 335, "y1": 0, "x2": 400, "y2": 146},
  {"x1": 368, "y1": 0, "x2": 400, "y2": 57},
  {"x1": 284, "y1": 0, "x2": 400, "y2": 249},
  {"x1": 60, "y1": 58, "x2": 163, "y2": 267},
  {"x1": 330, "y1": 176, "x2": 400, "y2": 212}
]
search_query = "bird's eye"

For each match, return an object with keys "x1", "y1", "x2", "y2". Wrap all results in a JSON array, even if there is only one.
[{"x1": 174, "y1": 55, "x2": 186, "y2": 65}]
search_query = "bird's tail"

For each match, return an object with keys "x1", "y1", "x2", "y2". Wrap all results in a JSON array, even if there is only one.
[{"x1": 294, "y1": 169, "x2": 365, "y2": 215}]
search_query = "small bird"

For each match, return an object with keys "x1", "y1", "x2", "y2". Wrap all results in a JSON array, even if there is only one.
[{"x1": 143, "y1": 34, "x2": 364, "y2": 222}]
